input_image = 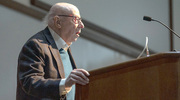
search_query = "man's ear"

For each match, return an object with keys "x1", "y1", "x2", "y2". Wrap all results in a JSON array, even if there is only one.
[
  {"x1": 54, "y1": 16, "x2": 61, "y2": 28},
  {"x1": 57, "y1": 20, "x2": 61, "y2": 28}
]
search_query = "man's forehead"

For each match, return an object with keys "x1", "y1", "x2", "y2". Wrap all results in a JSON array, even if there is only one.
[
  {"x1": 71, "y1": 9, "x2": 80, "y2": 17},
  {"x1": 55, "y1": 3, "x2": 80, "y2": 17}
]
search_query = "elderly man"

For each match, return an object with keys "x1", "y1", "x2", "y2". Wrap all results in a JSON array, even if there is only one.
[{"x1": 16, "y1": 2, "x2": 89, "y2": 100}]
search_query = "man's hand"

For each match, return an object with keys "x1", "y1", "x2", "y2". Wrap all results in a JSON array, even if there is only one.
[{"x1": 65, "y1": 69, "x2": 90, "y2": 88}]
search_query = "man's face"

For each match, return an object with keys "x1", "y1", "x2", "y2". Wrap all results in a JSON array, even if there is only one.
[{"x1": 59, "y1": 10, "x2": 84, "y2": 45}]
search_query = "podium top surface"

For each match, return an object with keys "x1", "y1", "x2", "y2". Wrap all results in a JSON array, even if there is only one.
[{"x1": 89, "y1": 52, "x2": 180, "y2": 76}]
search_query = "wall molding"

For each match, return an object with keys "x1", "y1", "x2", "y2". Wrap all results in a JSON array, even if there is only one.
[{"x1": 0, "y1": 0, "x2": 46, "y2": 20}]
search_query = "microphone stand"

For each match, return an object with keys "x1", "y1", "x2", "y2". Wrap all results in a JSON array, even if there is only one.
[{"x1": 151, "y1": 19, "x2": 180, "y2": 38}]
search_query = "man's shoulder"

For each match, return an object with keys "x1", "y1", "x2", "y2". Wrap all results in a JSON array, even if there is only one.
[
  {"x1": 20, "y1": 27, "x2": 51, "y2": 50},
  {"x1": 31, "y1": 27, "x2": 48, "y2": 40},
  {"x1": 27, "y1": 27, "x2": 50, "y2": 44}
]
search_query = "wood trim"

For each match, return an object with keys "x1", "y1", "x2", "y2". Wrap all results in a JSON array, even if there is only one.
[
  {"x1": 169, "y1": 0, "x2": 173, "y2": 51},
  {"x1": 82, "y1": 20, "x2": 145, "y2": 51},
  {"x1": 0, "y1": 0, "x2": 156, "y2": 58},
  {"x1": 0, "y1": 0, "x2": 46, "y2": 20},
  {"x1": 30, "y1": 0, "x2": 51, "y2": 11}
]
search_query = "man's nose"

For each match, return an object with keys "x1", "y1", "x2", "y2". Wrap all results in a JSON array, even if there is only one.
[{"x1": 79, "y1": 21, "x2": 84, "y2": 28}]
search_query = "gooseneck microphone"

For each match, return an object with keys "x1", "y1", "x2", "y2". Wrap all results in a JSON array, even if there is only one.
[{"x1": 143, "y1": 16, "x2": 180, "y2": 38}]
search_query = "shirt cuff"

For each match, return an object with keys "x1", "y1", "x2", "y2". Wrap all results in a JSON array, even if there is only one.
[{"x1": 59, "y1": 78, "x2": 72, "y2": 96}]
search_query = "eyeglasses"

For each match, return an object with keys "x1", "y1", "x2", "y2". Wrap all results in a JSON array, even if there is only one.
[{"x1": 57, "y1": 15, "x2": 82, "y2": 24}]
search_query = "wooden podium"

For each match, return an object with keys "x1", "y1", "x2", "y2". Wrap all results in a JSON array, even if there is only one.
[{"x1": 75, "y1": 52, "x2": 180, "y2": 100}]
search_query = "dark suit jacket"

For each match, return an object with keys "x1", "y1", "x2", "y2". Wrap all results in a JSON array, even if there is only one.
[{"x1": 16, "y1": 27, "x2": 77, "y2": 100}]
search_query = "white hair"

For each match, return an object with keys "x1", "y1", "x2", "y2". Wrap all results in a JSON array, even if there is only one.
[
  {"x1": 43, "y1": 2, "x2": 79, "y2": 25},
  {"x1": 43, "y1": 9, "x2": 55, "y2": 25}
]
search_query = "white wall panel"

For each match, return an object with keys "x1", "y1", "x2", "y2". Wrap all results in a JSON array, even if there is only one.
[
  {"x1": 173, "y1": 0, "x2": 180, "y2": 50},
  {"x1": 0, "y1": 5, "x2": 44, "y2": 100}
]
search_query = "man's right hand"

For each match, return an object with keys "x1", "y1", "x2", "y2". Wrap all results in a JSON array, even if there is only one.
[{"x1": 65, "y1": 69, "x2": 90, "y2": 88}]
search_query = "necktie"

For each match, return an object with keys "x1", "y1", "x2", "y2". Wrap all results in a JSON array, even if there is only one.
[{"x1": 59, "y1": 48, "x2": 75, "y2": 100}]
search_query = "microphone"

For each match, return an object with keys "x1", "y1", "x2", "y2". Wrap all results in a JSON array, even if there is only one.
[
  {"x1": 143, "y1": 16, "x2": 180, "y2": 38},
  {"x1": 143, "y1": 16, "x2": 154, "y2": 21}
]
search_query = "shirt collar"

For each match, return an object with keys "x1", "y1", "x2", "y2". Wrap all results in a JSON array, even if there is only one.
[{"x1": 48, "y1": 26, "x2": 69, "y2": 51}]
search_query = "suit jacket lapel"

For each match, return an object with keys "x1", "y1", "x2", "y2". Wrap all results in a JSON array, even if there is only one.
[{"x1": 43, "y1": 27, "x2": 65, "y2": 78}]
